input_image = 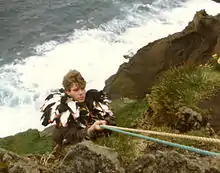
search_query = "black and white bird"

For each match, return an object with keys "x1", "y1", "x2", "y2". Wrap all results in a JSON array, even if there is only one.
[{"x1": 40, "y1": 88, "x2": 115, "y2": 128}]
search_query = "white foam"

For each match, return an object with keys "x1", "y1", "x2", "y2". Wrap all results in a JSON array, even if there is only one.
[{"x1": 0, "y1": 0, "x2": 219, "y2": 137}]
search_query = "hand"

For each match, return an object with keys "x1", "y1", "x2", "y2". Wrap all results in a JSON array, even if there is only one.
[
  {"x1": 92, "y1": 120, "x2": 107, "y2": 131},
  {"x1": 88, "y1": 120, "x2": 107, "y2": 134}
]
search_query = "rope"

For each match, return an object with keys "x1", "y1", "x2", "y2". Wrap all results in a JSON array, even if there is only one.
[
  {"x1": 100, "y1": 125, "x2": 220, "y2": 156},
  {"x1": 102, "y1": 125, "x2": 220, "y2": 144}
]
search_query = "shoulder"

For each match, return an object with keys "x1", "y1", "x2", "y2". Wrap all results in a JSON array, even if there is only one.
[
  {"x1": 40, "y1": 88, "x2": 78, "y2": 126},
  {"x1": 85, "y1": 89, "x2": 104, "y2": 107},
  {"x1": 40, "y1": 88, "x2": 66, "y2": 112},
  {"x1": 85, "y1": 89, "x2": 108, "y2": 102},
  {"x1": 85, "y1": 89, "x2": 112, "y2": 112}
]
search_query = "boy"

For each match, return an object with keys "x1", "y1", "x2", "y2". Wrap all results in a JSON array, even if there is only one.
[{"x1": 40, "y1": 69, "x2": 115, "y2": 146}]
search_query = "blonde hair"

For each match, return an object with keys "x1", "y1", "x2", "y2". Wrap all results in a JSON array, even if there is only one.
[{"x1": 62, "y1": 69, "x2": 86, "y2": 91}]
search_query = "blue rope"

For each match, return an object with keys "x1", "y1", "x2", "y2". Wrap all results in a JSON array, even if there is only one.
[{"x1": 100, "y1": 125, "x2": 220, "y2": 156}]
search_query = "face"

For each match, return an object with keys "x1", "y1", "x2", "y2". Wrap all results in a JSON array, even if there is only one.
[{"x1": 66, "y1": 83, "x2": 86, "y2": 102}]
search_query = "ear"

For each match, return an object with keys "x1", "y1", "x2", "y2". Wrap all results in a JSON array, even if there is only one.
[{"x1": 65, "y1": 90, "x2": 71, "y2": 96}]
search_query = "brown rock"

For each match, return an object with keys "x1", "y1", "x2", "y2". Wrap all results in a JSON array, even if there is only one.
[
  {"x1": 0, "y1": 148, "x2": 51, "y2": 173},
  {"x1": 58, "y1": 140, "x2": 125, "y2": 173},
  {"x1": 104, "y1": 10, "x2": 220, "y2": 99},
  {"x1": 127, "y1": 150, "x2": 220, "y2": 173},
  {"x1": 199, "y1": 90, "x2": 220, "y2": 133}
]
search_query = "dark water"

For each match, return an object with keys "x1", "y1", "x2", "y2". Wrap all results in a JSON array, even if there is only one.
[
  {"x1": 0, "y1": 0, "x2": 149, "y2": 65},
  {"x1": 0, "y1": 0, "x2": 187, "y2": 66}
]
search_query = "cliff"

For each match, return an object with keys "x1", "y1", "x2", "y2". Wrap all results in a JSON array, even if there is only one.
[{"x1": 104, "y1": 10, "x2": 220, "y2": 99}]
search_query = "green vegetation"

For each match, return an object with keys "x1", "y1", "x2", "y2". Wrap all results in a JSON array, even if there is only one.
[
  {"x1": 0, "y1": 129, "x2": 52, "y2": 155},
  {"x1": 96, "y1": 61, "x2": 220, "y2": 164},
  {"x1": 147, "y1": 62, "x2": 220, "y2": 126}
]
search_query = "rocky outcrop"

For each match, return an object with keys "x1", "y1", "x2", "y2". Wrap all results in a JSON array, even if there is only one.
[
  {"x1": 57, "y1": 140, "x2": 124, "y2": 173},
  {"x1": 199, "y1": 90, "x2": 220, "y2": 134},
  {"x1": 175, "y1": 107, "x2": 206, "y2": 133},
  {"x1": 104, "y1": 10, "x2": 220, "y2": 99},
  {"x1": 0, "y1": 147, "x2": 50, "y2": 173},
  {"x1": 0, "y1": 141, "x2": 124, "y2": 173},
  {"x1": 128, "y1": 150, "x2": 220, "y2": 173},
  {"x1": 2, "y1": 140, "x2": 220, "y2": 173}
]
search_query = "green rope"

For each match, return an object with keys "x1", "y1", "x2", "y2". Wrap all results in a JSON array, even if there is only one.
[{"x1": 100, "y1": 125, "x2": 220, "y2": 156}]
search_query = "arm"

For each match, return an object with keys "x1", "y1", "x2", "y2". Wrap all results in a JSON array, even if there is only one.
[{"x1": 65, "y1": 120, "x2": 107, "y2": 144}]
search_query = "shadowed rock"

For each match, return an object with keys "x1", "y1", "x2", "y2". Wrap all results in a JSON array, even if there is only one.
[{"x1": 104, "y1": 10, "x2": 220, "y2": 99}]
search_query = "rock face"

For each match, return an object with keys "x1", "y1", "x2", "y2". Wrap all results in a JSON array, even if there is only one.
[
  {"x1": 175, "y1": 107, "x2": 206, "y2": 133},
  {"x1": 0, "y1": 141, "x2": 124, "y2": 173},
  {"x1": 1, "y1": 141, "x2": 220, "y2": 173},
  {"x1": 127, "y1": 150, "x2": 220, "y2": 173},
  {"x1": 0, "y1": 147, "x2": 50, "y2": 173},
  {"x1": 104, "y1": 10, "x2": 220, "y2": 99},
  {"x1": 57, "y1": 141, "x2": 125, "y2": 173},
  {"x1": 199, "y1": 91, "x2": 220, "y2": 134}
]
